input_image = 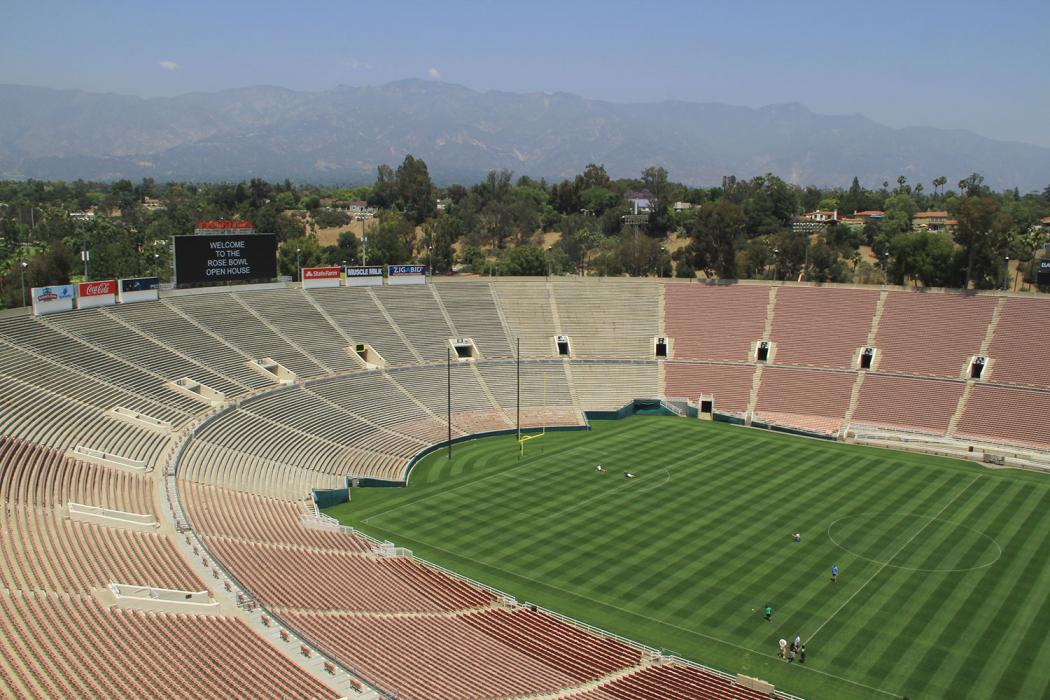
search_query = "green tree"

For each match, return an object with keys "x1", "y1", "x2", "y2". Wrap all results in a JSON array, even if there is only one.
[
  {"x1": 889, "y1": 231, "x2": 956, "y2": 287},
  {"x1": 335, "y1": 231, "x2": 360, "y2": 265},
  {"x1": 952, "y1": 195, "x2": 1000, "y2": 288},
  {"x1": 683, "y1": 200, "x2": 744, "y2": 279},
  {"x1": 277, "y1": 236, "x2": 324, "y2": 278},
  {"x1": 367, "y1": 212, "x2": 414, "y2": 265},
  {"x1": 500, "y1": 244, "x2": 548, "y2": 276},
  {"x1": 395, "y1": 155, "x2": 436, "y2": 225}
]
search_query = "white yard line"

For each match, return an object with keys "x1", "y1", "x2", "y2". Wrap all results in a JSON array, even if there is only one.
[{"x1": 806, "y1": 475, "x2": 982, "y2": 643}]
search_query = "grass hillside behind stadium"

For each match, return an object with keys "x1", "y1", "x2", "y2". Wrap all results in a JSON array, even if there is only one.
[{"x1": 327, "y1": 417, "x2": 1050, "y2": 699}]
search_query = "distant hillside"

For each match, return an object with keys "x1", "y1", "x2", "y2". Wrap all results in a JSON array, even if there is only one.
[{"x1": 1, "y1": 80, "x2": 1048, "y2": 189}]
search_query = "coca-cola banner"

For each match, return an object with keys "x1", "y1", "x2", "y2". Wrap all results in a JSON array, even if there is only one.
[
  {"x1": 31, "y1": 285, "x2": 75, "y2": 316},
  {"x1": 77, "y1": 280, "x2": 118, "y2": 309},
  {"x1": 118, "y1": 277, "x2": 160, "y2": 304},
  {"x1": 301, "y1": 266, "x2": 341, "y2": 289}
]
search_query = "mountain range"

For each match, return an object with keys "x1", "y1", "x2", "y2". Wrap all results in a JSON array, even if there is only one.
[{"x1": 1, "y1": 79, "x2": 1048, "y2": 190}]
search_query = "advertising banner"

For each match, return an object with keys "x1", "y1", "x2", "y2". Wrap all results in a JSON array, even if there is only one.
[
  {"x1": 118, "y1": 277, "x2": 160, "y2": 304},
  {"x1": 76, "y1": 280, "x2": 117, "y2": 309},
  {"x1": 345, "y1": 265, "x2": 385, "y2": 287},
  {"x1": 1038, "y1": 259, "x2": 1050, "y2": 287},
  {"x1": 31, "y1": 284, "x2": 74, "y2": 316},
  {"x1": 386, "y1": 264, "x2": 427, "y2": 286},
  {"x1": 174, "y1": 233, "x2": 277, "y2": 287},
  {"x1": 301, "y1": 266, "x2": 342, "y2": 289}
]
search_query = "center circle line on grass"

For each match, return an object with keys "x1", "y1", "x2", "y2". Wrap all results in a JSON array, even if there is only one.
[{"x1": 825, "y1": 510, "x2": 1002, "y2": 573}]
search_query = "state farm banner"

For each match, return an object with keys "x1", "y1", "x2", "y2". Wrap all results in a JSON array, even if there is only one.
[
  {"x1": 345, "y1": 265, "x2": 385, "y2": 287},
  {"x1": 77, "y1": 280, "x2": 118, "y2": 309},
  {"x1": 301, "y1": 266, "x2": 341, "y2": 289},
  {"x1": 31, "y1": 284, "x2": 74, "y2": 316},
  {"x1": 118, "y1": 276, "x2": 160, "y2": 304},
  {"x1": 386, "y1": 264, "x2": 427, "y2": 286}
]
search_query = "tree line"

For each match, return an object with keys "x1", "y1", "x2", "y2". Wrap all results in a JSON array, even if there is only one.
[{"x1": 1, "y1": 162, "x2": 1048, "y2": 308}]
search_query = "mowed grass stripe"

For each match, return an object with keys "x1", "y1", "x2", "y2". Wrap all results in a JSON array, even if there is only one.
[
  {"x1": 328, "y1": 417, "x2": 1049, "y2": 700},
  {"x1": 825, "y1": 478, "x2": 1013, "y2": 695},
  {"x1": 935, "y1": 486, "x2": 1050, "y2": 699},
  {"x1": 858, "y1": 479, "x2": 1021, "y2": 687},
  {"x1": 883, "y1": 481, "x2": 1047, "y2": 696}
]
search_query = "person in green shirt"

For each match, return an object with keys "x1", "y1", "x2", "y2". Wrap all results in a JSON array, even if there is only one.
[{"x1": 764, "y1": 605, "x2": 773, "y2": 622}]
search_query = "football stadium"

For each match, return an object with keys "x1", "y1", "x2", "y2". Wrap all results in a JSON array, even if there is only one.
[{"x1": 2, "y1": 277, "x2": 1050, "y2": 700}]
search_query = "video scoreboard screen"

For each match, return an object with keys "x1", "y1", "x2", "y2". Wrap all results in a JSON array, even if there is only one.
[{"x1": 174, "y1": 233, "x2": 277, "y2": 287}]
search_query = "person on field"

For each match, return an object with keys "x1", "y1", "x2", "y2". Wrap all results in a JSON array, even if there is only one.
[
  {"x1": 799, "y1": 644, "x2": 807, "y2": 664},
  {"x1": 595, "y1": 464, "x2": 606, "y2": 472},
  {"x1": 624, "y1": 471, "x2": 636, "y2": 479},
  {"x1": 794, "y1": 634, "x2": 801, "y2": 650},
  {"x1": 778, "y1": 638, "x2": 787, "y2": 658},
  {"x1": 831, "y1": 564, "x2": 838, "y2": 583},
  {"x1": 793, "y1": 532, "x2": 801, "y2": 542},
  {"x1": 764, "y1": 604, "x2": 773, "y2": 622}
]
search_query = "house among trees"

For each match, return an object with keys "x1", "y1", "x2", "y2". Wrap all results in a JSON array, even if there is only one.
[{"x1": 912, "y1": 210, "x2": 955, "y2": 232}]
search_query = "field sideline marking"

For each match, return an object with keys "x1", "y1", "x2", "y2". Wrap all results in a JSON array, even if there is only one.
[
  {"x1": 361, "y1": 420, "x2": 653, "y2": 525},
  {"x1": 360, "y1": 522, "x2": 900, "y2": 698},
  {"x1": 806, "y1": 475, "x2": 982, "y2": 643}
]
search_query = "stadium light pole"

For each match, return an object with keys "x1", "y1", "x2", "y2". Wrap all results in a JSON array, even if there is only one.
[
  {"x1": 772, "y1": 248, "x2": 779, "y2": 282},
  {"x1": 547, "y1": 246, "x2": 552, "y2": 277},
  {"x1": 428, "y1": 245, "x2": 433, "y2": 277},
  {"x1": 1003, "y1": 256, "x2": 1010, "y2": 291},
  {"x1": 296, "y1": 246, "x2": 301, "y2": 284},
  {"x1": 362, "y1": 235, "x2": 368, "y2": 266},
  {"x1": 20, "y1": 261, "x2": 27, "y2": 308},
  {"x1": 153, "y1": 253, "x2": 159, "y2": 278}
]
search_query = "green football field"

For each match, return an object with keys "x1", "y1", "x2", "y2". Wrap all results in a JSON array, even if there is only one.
[{"x1": 326, "y1": 416, "x2": 1050, "y2": 699}]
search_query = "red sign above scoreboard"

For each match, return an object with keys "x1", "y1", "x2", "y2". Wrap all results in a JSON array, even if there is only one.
[{"x1": 194, "y1": 220, "x2": 254, "y2": 231}]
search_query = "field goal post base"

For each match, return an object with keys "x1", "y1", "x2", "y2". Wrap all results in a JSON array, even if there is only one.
[{"x1": 517, "y1": 429, "x2": 545, "y2": 458}]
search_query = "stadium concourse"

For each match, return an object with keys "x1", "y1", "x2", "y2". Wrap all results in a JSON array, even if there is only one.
[{"x1": 0, "y1": 278, "x2": 1049, "y2": 699}]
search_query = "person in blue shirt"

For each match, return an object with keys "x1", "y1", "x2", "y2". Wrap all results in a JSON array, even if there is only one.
[{"x1": 831, "y1": 564, "x2": 839, "y2": 583}]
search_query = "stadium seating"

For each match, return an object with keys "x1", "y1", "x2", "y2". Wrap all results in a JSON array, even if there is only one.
[
  {"x1": 984, "y1": 296, "x2": 1050, "y2": 389},
  {"x1": 769, "y1": 286, "x2": 880, "y2": 368},
  {"x1": 664, "y1": 362, "x2": 755, "y2": 415},
  {"x1": 956, "y1": 383, "x2": 1050, "y2": 448},
  {"x1": 432, "y1": 280, "x2": 515, "y2": 358},
  {"x1": 664, "y1": 283, "x2": 770, "y2": 361},
  {"x1": 851, "y1": 374, "x2": 964, "y2": 435},
  {"x1": 552, "y1": 279, "x2": 661, "y2": 358},
  {"x1": 871, "y1": 291, "x2": 997, "y2": 378},
  {"x1": 2, "y1": 277, "x2": 1050, "y2": 700},
  {"x1": 753, "y1": 367, "x2": 855, "y2": 435}
]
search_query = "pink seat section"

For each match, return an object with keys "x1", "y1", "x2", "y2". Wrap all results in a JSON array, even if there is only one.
[
  {"x1": 665, "y1": 285, "x2": 770, "y2": 361},
  {"x1": 769, "y1": 286, "x2": 879, "y2": 368},
  {"x1": 872, "y1": 292, "x2": 996, "y2": 378}
]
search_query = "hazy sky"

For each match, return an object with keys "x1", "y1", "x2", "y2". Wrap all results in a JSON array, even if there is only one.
[{"x1": 3, "y1": 0, "x2": 1049, "y2": 147}]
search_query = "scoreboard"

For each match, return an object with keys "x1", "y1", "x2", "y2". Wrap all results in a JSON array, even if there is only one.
[{"x1": 174, "y1": 233, "x2": 277, "y2": 287}]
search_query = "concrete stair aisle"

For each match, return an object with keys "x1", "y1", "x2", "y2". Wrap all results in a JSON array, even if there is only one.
[
  {"x1": 947, "y1": 381, "x2": 976, "y2": 438},
  {"x1": 299, "y1": 290, "x2": 370, "y2": 371},
  {"x1": 471, "y1": 364, "x2": 517, "y2": 426},
  {"x1": 762, "y1": 286, "x2": 778, "y2": 340},
  {"x1": 746, "y1": 364, "x2": 764, "y2": 420},
  {"x1": 840, "y1": 371, "x2": 868, "y2": 436},
  {"x1": 232, "y1": 294, "x2": 334, "y2": 374},
  {"x1": 366, "y1": 288, "x2": 425, "y2": 364},
  {"x1": 100, "y1": 307, "x2": 251, "y2": 392},
  {"x1": 866, "y1": 291, "x2": 889, "y2": 347}
]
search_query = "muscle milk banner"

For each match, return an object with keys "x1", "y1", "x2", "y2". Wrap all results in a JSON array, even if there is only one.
[
  {"x1": 386, "y1": 264, "x2": 427, "y2": 286},
  {"x1": 345, "y1": 266, "x2": 385, "y2": 287},
  {"x1": 301, "y1": 266, "x2": 341, "y2": 289},
  {"x1": 76, "y1": 280, "x2": 117, "y2": 309},
  {"x1": 118, "y1": 276, "x2": 160, "y2": 304},
  {"x1": 31, "y1": 284, "x2": 74, "y2": 316}
]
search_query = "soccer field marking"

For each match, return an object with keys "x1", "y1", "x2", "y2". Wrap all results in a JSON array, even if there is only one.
[
  {"x1": 826, "y1": 511, "x2": 1003, "y2": 573},
  {"x1": 806, "y1": 475, "x2": 982, "y2": 644},
  {"x1": 361, "y1": 420, "x2": 653, "y2": 525},
  {"x1": 359, "y1": 523, "x2": 900, "y2": 699}
]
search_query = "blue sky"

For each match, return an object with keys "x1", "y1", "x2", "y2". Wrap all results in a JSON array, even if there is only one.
[{"x1": 2, "y1": 0, "x2": 1048, "y2": 146}]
